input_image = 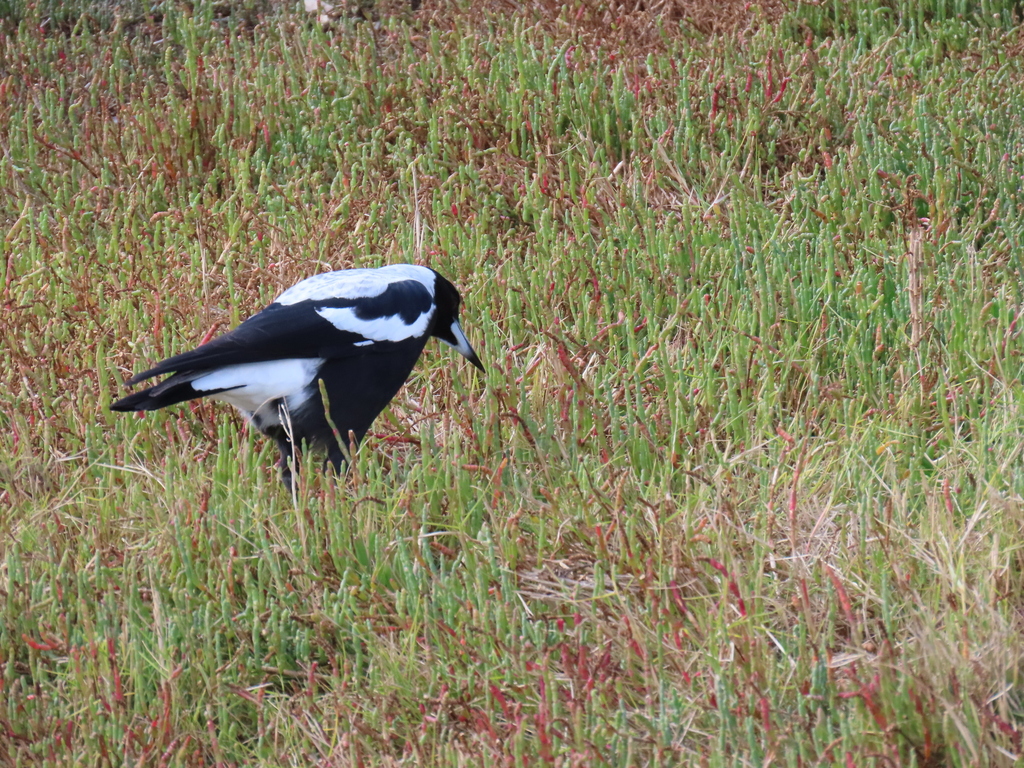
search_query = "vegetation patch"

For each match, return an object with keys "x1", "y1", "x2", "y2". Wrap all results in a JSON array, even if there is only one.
[{"x1": 1, "y1": 0, "x2": 1023, "y2": 764}]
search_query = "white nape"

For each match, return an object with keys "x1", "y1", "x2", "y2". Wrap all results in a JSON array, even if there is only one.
[
  {"x1": 275, "y1": 264, "x2": 437, "y2": 306},
  {"x1": 193, "y1": 358, "x2": 323, "y2": 414}
]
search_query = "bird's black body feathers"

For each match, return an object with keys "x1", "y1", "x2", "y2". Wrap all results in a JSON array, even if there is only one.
[{"x1": 128, "y1": 279, "x2": 436, "y2": 383}]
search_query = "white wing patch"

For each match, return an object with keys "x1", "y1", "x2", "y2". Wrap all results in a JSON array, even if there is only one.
[
  {"x1": 315, "y1": 306, "x2": 433, "y2": 342},
  {"x1": 193, "y1": 358, "x2": 323, "y2": 414},
  {"x1": 276, "y1": 264, "x2": 437, "y2": 306}
]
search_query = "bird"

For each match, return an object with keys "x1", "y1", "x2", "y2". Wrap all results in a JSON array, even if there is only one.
[{"x1": 110, "y1": 264, "x2": 484, "y2": 489}]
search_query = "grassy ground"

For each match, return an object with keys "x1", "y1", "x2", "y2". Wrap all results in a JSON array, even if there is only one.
[{"x1": 2, "y1": 0, "x2": 1024, "y2": 764}]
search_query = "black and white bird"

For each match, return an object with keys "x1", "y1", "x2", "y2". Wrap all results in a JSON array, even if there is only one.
[{"x1": 111, "y1": 264, "x2": 484, "y2": 489}]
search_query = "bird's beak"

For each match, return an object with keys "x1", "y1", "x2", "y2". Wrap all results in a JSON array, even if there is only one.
[{"x1": 445, "y1": 320, "x2": 485, "y2": 372}]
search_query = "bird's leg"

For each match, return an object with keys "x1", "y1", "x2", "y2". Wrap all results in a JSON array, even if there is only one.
[
  {"x1": 324, "y1": 440, "x2": 346, "y2": 476},
  {"x1": 274, "y1": 400, "x2": 300, "y2": 492},
  {"x1": 324, "y1": 429, "x2": 359, "y2": 477},
  {"x1": 276, "y1": 435, "x2": 296, "y2": 491}
]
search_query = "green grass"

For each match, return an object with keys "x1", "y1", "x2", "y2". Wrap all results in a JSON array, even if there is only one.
[{"x1": 2, "y1": 0, "x2": 1024, "y2": 764}]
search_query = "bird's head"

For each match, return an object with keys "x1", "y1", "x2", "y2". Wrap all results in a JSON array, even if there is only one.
[{"x1": 430, "y1": 272, "x2": 485, "y2": 372}]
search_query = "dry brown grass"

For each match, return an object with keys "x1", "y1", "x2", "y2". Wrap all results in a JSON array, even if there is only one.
[{"x1": 419, "y1": 0, "x2": 790, "y2": 42}]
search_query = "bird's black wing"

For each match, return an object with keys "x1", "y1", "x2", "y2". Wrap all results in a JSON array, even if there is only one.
[{"x1": 126, "y1": 279, "x2": 435, "y2": 385}]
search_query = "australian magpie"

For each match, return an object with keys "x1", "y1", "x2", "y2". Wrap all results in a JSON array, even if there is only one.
[{"x1": 110, "y1": 264, "x2": 484, "y2": 489}]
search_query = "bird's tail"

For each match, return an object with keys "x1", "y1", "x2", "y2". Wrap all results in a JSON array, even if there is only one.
[{"x1": 110, "y1": 372, "x2": 232, "y2": 412}]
